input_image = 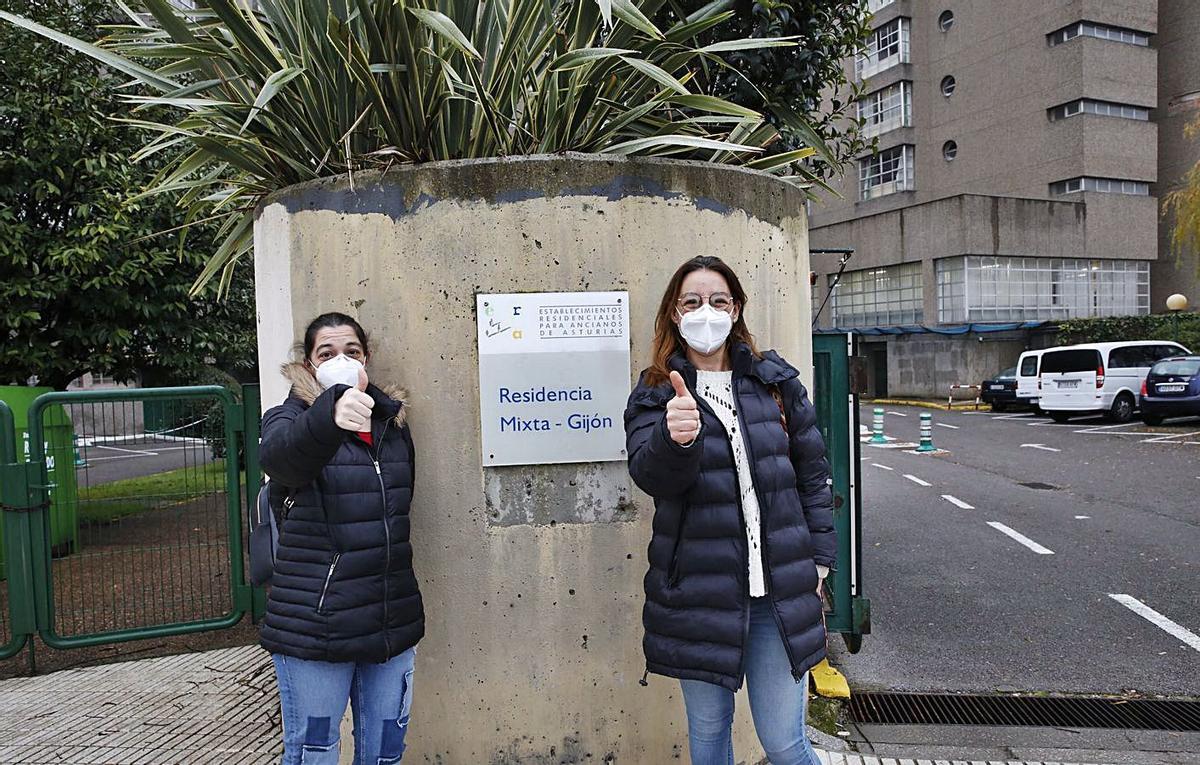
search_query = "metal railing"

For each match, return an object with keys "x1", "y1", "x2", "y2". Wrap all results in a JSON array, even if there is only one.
[{"x1": 0, "y1": 385, "x2": 258, "y2": 661}]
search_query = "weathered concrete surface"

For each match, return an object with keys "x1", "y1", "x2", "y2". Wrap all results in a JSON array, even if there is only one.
[{"x1": 254, "y1": 154, "x2": 813, "y2": 763}]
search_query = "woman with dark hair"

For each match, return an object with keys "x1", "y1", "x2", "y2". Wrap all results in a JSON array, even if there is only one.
[
  {"x1": 624, "y1": 257, "x2": 836, "y2": 765},
  {"x1": 259, "y1": 312, "x2": 423, "y2": 765}
]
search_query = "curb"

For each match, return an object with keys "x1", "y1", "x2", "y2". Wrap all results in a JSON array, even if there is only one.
[{"x1": 865, "y1": 398, "x2": 986, "y2": 412}]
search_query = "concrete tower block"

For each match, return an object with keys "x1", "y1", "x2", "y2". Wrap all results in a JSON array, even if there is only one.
[{"x1": 254, "y1": 154, "x2": 813, "y2": 763}]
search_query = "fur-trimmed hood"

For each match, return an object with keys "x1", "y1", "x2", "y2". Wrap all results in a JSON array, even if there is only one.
[{"x1": 280, "y1": 361, "x2": 409, "y2": 428}]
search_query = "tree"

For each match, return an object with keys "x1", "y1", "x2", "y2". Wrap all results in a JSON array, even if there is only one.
[
  {"x1": 659, "y1": 0, "x2": 875, "y2": 181},
  {"x1": 1163, "y1": 115, "x2": 1200, "y2": 276},
  {"x1": 0, "y1": 0, "x2": 257, "y2": 390},
  {"x1": 1, "y1": 1, "x2": 842, "y2": 287}
]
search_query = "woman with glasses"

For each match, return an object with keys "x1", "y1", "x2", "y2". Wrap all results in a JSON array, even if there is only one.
[{"x1": 623, "y1": 256, "x2": 836, "y2": 765}]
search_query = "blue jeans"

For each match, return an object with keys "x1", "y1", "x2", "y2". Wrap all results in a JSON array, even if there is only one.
[
  {"x1": 680, "y1": 598, "x2": 821, "y2": 765},
  {"x1": 272, "y1": 649, "x2": 415, "y2": 765}
]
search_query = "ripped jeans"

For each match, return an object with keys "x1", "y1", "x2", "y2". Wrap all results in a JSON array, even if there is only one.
[{"x1": 272, "y1": 649, "x2": 415, "y2": 765}]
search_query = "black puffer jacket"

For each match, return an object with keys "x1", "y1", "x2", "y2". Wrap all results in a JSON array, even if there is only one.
[
  {"x1": 258, "y1": 363, "x2": 424, "y2": 663},
  {"x1": 624, "y1": 344, "x2": 836, "y2": 691}
]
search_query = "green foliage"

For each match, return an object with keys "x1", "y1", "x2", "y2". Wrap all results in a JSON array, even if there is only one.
[
  {"x1": 1163, "y1": 115, "x2": 1200, "y2": 275},
  {"x1": 79, "y1": 460, "x2": 232, "y2": 524},
  {"x1": 0, "y1": 0, "x2": 257, "y2": 390},
  {"x1": 1057, "y1": 313, "x2": 1200, "y2": 355},
  {"x1": 658, "y1": 0, "x2": 874, "y2": 179},
  {"x1": 1, "y1": 0, "x2": 839, "y2": 291}
]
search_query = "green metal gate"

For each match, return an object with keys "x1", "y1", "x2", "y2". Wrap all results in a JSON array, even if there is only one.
[
  {"x1": 0, "y1": 385, "x2": 259, "y2": 659},
  {"x1": 812, "y1": 333, "x2": 871, "y2": 652}
]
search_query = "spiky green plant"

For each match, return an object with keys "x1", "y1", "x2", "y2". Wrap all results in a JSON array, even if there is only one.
[{"x1": 1, "y1": 0, "x2": 834, "y2": 292}]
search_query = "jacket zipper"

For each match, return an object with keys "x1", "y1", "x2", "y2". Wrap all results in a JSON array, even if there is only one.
[
  {"x1": 374, "y1": 420, "x2": 392, "y2": 660},
  {"x1": 316, "y1": 553, "x2": 341, "y2": 614},
  {"x1": 733, "y1": 379, "x2": 805, "y2": 682},
  {"x1": 689, "y1": 376, "x2": 753, "y2": 690}
]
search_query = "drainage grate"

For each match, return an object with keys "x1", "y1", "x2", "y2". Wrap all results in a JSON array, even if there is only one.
[
  {"x1": 1018, "y1": 481, "x2": 1059, "y2": 490},
  {"x1": 849, "y1": 692, "x2": 1200, "y2": 732}
]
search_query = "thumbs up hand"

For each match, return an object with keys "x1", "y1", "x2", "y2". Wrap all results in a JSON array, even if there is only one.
[
  {"x1": 334, "y1": 370, "x2": 374, "y2": 431},
  {"x1": 666, "y1": 371, "x2": 701, "y2": 446}
]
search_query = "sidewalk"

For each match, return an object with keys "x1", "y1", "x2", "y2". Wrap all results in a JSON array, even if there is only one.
[{"x1": 0, "y1": 645, "x2": 1116, "y2": 765}]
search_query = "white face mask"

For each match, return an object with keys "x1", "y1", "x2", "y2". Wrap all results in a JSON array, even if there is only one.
[
  {"x1": 678, "y1": 304, "x2": 734, "y2": 356},
  {"x1": 314, "y1": 353, "x2": 365, "y2": 390}
]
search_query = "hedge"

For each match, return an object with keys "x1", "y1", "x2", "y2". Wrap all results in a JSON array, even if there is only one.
[{"x1": 1057, "y1": 313, "x2": 1200, "y2": 354}]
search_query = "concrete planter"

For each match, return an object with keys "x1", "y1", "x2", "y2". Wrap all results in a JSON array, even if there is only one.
[{"x1": 254, "y1": 153, "x2": 812, "y2": 762}]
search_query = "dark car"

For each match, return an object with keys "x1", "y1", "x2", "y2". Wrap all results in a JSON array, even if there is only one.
[
  {"x1": 1141, "y1": 356, "x2": 1200, "y2": 425},
  {"x1": 981, "y1": 366, "x2": 1019, "y2": 411}
]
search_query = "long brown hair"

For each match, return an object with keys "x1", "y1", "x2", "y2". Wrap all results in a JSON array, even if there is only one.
[{"x1": 644, "y1": 256, "x2": 760, "y2": 387}]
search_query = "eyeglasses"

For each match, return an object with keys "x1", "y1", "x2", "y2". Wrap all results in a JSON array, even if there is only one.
[{"x1": 677, "y1": 292, "x2": 735, "y2": 313}]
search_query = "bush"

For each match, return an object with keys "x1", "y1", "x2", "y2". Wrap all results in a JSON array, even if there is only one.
[{"x1": 1057, "y1": 313, "x2": 1200, "y2": 354}]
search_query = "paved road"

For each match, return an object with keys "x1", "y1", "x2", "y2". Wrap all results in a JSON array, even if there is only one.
[
  {"x1": 829, "y1": 404, "x2": 1199, "y2": 697},
  {"x1": 74, "y1": 436, "x2": 216, "y2": 485}
]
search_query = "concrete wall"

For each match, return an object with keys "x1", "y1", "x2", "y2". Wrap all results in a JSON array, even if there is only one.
[
  {"x1": 1152, "y1": 0, "x2": 1200, "y2": 311},
  {"x1": 884, "y1": 333, "x2": 1041, "y2": 399},
  {"x1": 253, "y1": 154, "x2": 813, "y2": 764}
]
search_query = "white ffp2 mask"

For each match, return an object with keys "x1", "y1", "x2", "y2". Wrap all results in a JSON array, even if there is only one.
[
  {"x1": 315, "y1": 354, "x2": 364, "y2": 390},
  {"x1": 678, "y1": 304, "x2": 733, "y2": 355}
]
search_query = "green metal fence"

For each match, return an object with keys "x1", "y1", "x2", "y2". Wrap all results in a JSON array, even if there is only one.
[
  {"x1": 812, "y1": 333, "x2": 871, "y2": 652},
  {"x1": 0, "y1": 385, "x2": 258, "y2": 660}
]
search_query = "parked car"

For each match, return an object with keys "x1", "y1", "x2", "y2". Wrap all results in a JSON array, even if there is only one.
[
  {"x1": 981, "y1": 366, "x2": 1019, "y2": 411},
  {"x1": 1141, "y1": 355, "x2": 1200, "y2": 425},
  {"x1": 1039, "y1": 341, "x2": 1191, "y2": 423},
  {"x1": 1015, "y1": 349, "x2": 1045, "y2": 410}
]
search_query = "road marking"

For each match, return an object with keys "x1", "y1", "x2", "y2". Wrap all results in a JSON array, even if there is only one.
[
  {"x1": 886, "y1": 411, "x2": 909, "y2": 417},
  {"x1": 1141, "y1": 430, "x2": 1200, "y2": 443},
  {"x1": 903, "y1": 474, "x2": 931, "y2": 487},
  {"x1": 986, "y1": 522, "x2": 1054, "y2": 554},
  {"x1": 941, "y1": 495, "x2": 974, "y2": 509},
  {"x1": 1075, "y1": 515, "x2": 1090, "y2": 519},
  {"x1": 871, "y1": 463, "x2": 894, "y2": 471},
  {"x1": 935, "y1": 423, "x2": 960, "y2": 429},
  {"x1": 1020, "y1": 443, "x2": 1061, "y2": 452},
  {"x1": 1109, "y1": 594, "x2": 1200, "y2": 653}
]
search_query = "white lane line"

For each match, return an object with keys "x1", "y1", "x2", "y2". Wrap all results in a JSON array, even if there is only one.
[
  {"x1": 935, "y1": 423, "x2": 960, "y2": 429},
  {"x1": 1074, "y1": 515, "x2": 1090, "y2": 519},
  {"x1": 886, "y1": 411, "x2": 909, "y2": 417},
  {"x1": 1020, "y1": 443, "x2": 1061, "y2": 452},
  {"x1": 986, "y1": 521, "x2": 1054, "y2": 554},
  {"x1": 1109, "y1": 594, "x2": 1200, "y2": 652},
  {"x1": 941, "y1": 494, "x2": 974, "y2": 509},
  {"x1": 92, "y1": 444, "x2": 159, "y2": 456},
  {"x1": 871, "y1": 463, "x2": 894, "y2": 471},
  {"x1": 903, "y1": 474, "x2": 931, "y2": 487}
]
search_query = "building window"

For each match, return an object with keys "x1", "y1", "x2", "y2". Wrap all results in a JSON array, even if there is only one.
[
  {"x1": 858, "y1": 81, "x2": 912, "y2": 138},
  {"x1": 860, "y1": 145, "x2": 915, "y2": 200},
  {"x1": 938, "y1": 10, "x2": 955, "y2": 32},
  {"x1": 942, "y1": 140, "x2": 958, "y2": 161},
  {"x1": 856, "y1": 18, "x2": 910, "y2": 79},
  {"x1": 940, "y1": 75, "x2": 956, "y2": 97},
  {"x1": 1048, "y1": 21, "x2": 1150, "y2": 47},
  {"x1": 832, "y1": 263, "x2": 924, "y2": 328},
  {"x1": 1050, "y1": 176, "x2": 1150, "y2": 196},
  {"x1": 936, "y1": 256, "x2": 1150, "y2": 323},
  {"x1": 867, "y1": 0, "x2": 896, "y2": 12},
  {"x1": 1048, "y1": 99, "x2": 1149, "y2": 121}
]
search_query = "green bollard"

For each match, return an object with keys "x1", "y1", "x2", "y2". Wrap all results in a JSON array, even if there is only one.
[
  {"x1": 870, "y1": 407, "x2": 887, "y2": 444},
  {"x1": 917, "y1": 412, "x2": 936, "y2": 452}
]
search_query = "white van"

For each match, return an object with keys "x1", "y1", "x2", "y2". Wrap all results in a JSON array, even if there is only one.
[
  {"x1": 1015, "y1": 349, "x2": 1044, "y2": 409},
  {"x1": 1039, "y1": 341, "x2": 1191, "y2": 423}
]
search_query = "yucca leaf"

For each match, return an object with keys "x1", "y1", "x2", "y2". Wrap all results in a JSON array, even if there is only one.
[
  {"x1": 698, "y1": 37, "x2": 798, "y2": 53},
  {"x1": 551, "y1": 47, "x2": 637, "y2": 70},
  {"x1": 0, "y1": 10, "x2": 180, "y2": 92},
  {"x1": 745, "y1": 147, "x2": 816, "y2": 171},
  {"x1": 667, "y1": 94, "x2": 761, "y2": 119},
  {"x1": 618, "y1": 56, "x2": 689, "y2": 95},
  {"x1": 409, "y1": 8, "x2": 481, "y2": 59},
  {"x1": 601, "y1": 134, "x2": 764, "y2": 155}
]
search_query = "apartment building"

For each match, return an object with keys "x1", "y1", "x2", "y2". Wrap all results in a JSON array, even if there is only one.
[{"x1": 809, "y1": 0, "x2": 1200, "y2": 397}]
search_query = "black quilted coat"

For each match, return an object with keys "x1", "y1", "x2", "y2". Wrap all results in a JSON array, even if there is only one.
[
  {"x1": 258, "y1": 363, "x2": 424, "y2": 663},
  {"x1": 624, "y1": 344, "x2": 836, "y2": 691}
]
